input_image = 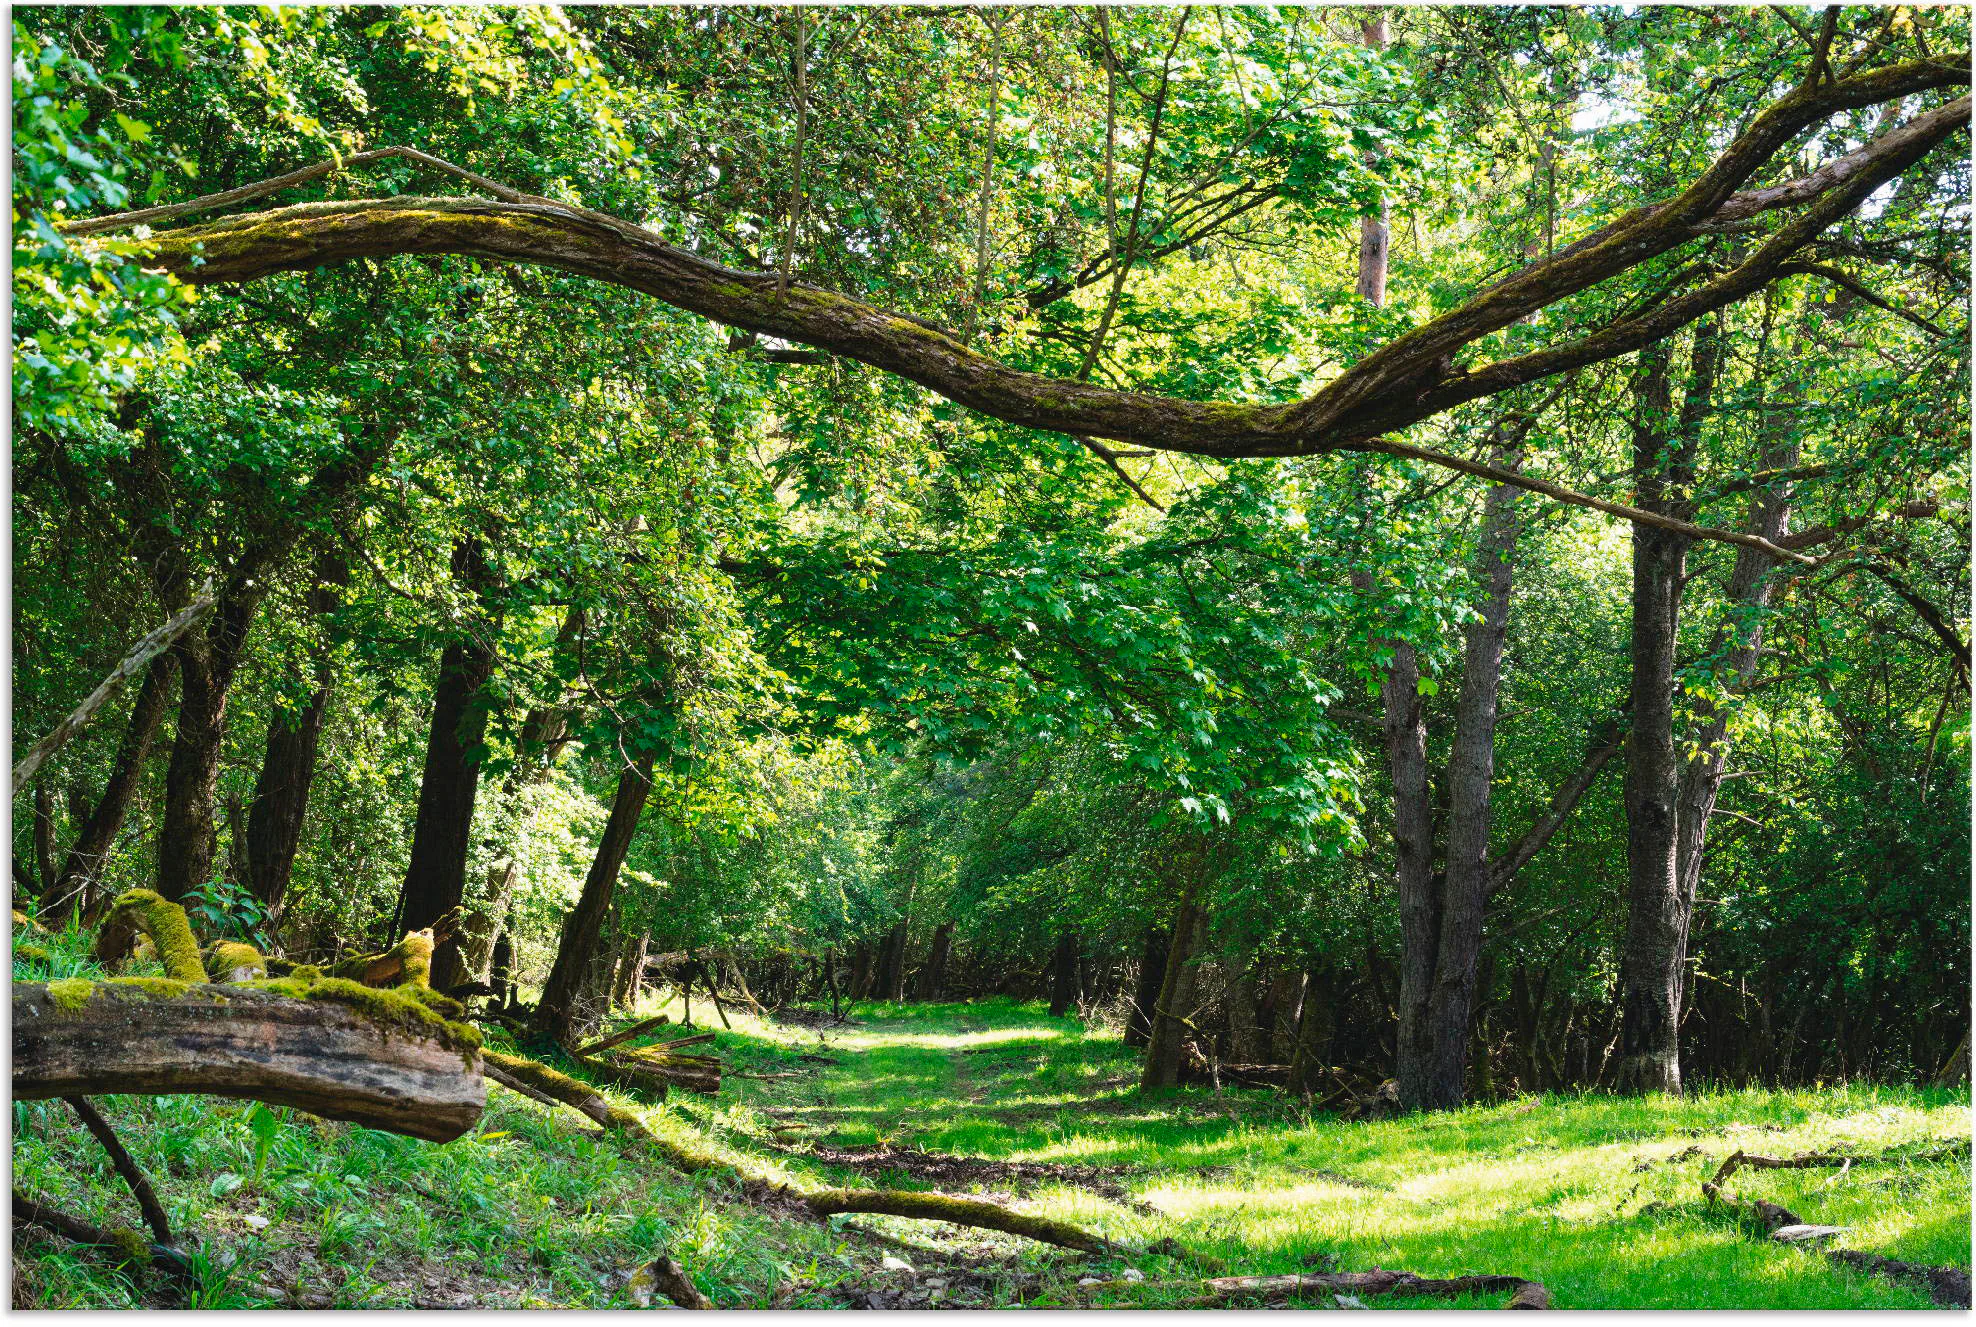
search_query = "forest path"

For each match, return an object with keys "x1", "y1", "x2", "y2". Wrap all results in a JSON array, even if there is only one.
[{"x1": 679, "y1": 997, "x2": 1971, "y2": 1310}]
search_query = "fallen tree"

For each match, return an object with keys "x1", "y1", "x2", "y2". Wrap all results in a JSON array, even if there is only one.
[
  {"x1": 1047, "y1": 1269, "x2": 1551, "y2": 1310},
  {"x1": 14, "y1": 979, "x2": 485, "y2": 1143}
]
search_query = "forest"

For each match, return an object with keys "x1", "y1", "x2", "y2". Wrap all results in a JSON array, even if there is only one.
[{"x1": 9, "y1": 2, "x2": 1972, "y2": 1311}]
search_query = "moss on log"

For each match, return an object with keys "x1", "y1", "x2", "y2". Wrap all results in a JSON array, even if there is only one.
[
  {"x1": 95, "y1": 890, "x2": 205, "y2": 982},
  {"x1": 13, "y1": 980, "x2": 484, "y2": 1141}
]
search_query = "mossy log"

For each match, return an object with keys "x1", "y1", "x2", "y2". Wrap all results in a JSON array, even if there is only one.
[
  {"x1": 805, "y1": 1188, "x2": 1115, "y2": 1254},
  {"x1": 482, "y1": 1050, "x2": 657, "y2": 1140},
  {"x1": 94, "y1": 889, "x2": 205, "y2": 982},
  {"x1": 14, "y1": 980, "x2": 483, "y2": 1142},
  {"x1": 206, "y1": 941, "x2": 268, "y2": 983},
  {"x1": 327, "y1": 929, "x2": 435, "y2": 987}
]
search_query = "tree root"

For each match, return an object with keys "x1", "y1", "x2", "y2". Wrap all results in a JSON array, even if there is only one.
[{"x1": 93, "y1": 889, "x2": 205, "y2": 981}]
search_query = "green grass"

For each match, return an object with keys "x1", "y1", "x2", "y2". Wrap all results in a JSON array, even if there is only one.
[{"x1": 12, "y1": 942, "x2": 1970, "y2": 1308}]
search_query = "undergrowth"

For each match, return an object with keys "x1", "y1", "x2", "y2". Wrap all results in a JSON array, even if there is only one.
[{"x1": 11, "y1": 929, "x2": 1970, "y2": 1309}]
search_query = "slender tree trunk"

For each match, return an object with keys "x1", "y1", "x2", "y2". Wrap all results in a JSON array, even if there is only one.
[
  {"x1": 32, "y1": 783, "x2": 56, "y2": 900},
  {"x1": 244, "y1": 559, "x2": 346, "y2": 921},
  {"x1": 398, "y1": 542, "x2": 499, "y2": 990},
  {"x1": 1615, "y1": 325, "x2": 1720, "y2": 1094},
  {"x1": 490, "y1": 931, "x2": 515, "y2": 1010},
  {"x1": 530, "y1": 752, "x2": 656, "y2": 1046},
  {"x1": 1125, "y1": 925, "x2": 1170, "y2": 1048},
  {"x1": 1048, "y1": 932, "x2": 1080, "y2": 1017},
  {"x1": 1383, "y1": 637, "x2": 1440, "y2": 1107},
  {"x1": 1141, "y1": 844, "x2": 1212, "y2": 1090},
  {"x1": 1288, "y1": 967, "x2": 1334, "y2": 1095},
  {"x1": 1411, "y1": 464, "x2": 1524, "y2": 1111},
  {"x1": 1354, "y1": 12, "x2": 1391, "y2": 306},
  {"x1": 47, "y1": 655, "x2": 176, "y2": 923},
  {"x1": 461, "y1": 608, "x2": 583, "y2": 983}
]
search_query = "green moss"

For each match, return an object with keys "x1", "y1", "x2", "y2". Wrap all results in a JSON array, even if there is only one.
[
  {"x1": 101, "y1": 889, "x2": 206, "y2": 982},
  {"x1": 289, "y1": 964, "x2": 322, "y2": 982},
  {"x1": 105, "y1": 1226, "x2": 151, "y2": 1266},
  {"x1": 243, "y1": 975, "x2": 481, "y2": 1060},
  {"x1": 14, "y1": 943, "x2": 52, "y2": 964},
  {"x1": 207, "y1": 941, "x2": 268, "y2": 981},
  {"x1": 47, "y1": 978, "x2": 96, "y2": 1011},
  {"x1": 105, "y1": 976, "x2": 196, "y2": 999}
]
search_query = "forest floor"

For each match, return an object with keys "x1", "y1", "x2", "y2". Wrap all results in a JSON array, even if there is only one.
[{"x1": 11, "y1": 982, "x2": 1970, "y2": 1309}]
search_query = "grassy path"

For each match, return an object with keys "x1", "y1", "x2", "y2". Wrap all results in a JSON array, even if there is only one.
[
  {"x1": 13, "y1": 989, "x2": 1969, "y2": 1308},
  {"x1": 694, "y1": 997, "x2": 1971, "y2": 1309}
]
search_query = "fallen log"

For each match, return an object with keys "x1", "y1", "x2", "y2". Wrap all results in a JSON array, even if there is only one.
[
  {"x1": 1700, "y1": 1141, "x2": 1972, "y2": 1308},
  {"x1": 574, "y1": 1014, "x2": 673, "y2": 1057},
  {"x1": 327, "y1": 929, "x2": 435, "y2": 987},
  {"x1": 13, "y1": 1188, "x2": 191, "y2": 1279},
  {"x1": 805, "y1": 1188, "x2": 1115, "y2": 1254},
  {"x1": 15, "y1": 979, "x2": 484, "y2": 1142},
  {"x1": 483, "y1": 1051, "x2": 656, "y2": 1141}
]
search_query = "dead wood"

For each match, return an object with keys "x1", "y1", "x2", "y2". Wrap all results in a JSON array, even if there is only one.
[
  {"x1": 482, "y1": 1051, "x2": 657, "y2": 1142},
  {"x1": 625, "y1": 1252, "x2": 713, "y2": 1309},
  {"x1": 12, "y1": 585, "x2": 215, "y2": 790},
  {"x1": 15, "y1": 981, "x2": 484, "y2": 1142},
  {"x1": 12, "y1": 1188, "x2": 191, "y2": 1279},
  {"x1": 573, "y1": 1013, "x2": 673, "y2": 1057},
  {"x1": 1056, "y1": 1268, "x2": 1549, "y2": 1309},
  {"x1": 63, "y1": 1098, "x2": 174, "y2": 1250}
]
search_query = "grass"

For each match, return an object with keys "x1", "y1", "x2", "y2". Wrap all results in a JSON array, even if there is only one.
[{"x1": 11, "y1": 939, "x2": 1971, "y2": 1309}]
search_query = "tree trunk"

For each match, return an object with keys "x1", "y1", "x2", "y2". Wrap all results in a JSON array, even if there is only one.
[
  {"x1": 156, "y1": 594, "x2": 258, "y2": 902},
  {"x1": 878, "y1": 920, "x2": 910, "y2": 1002},
  {"x1": 490, "y1": 930, "x2": 516, "y2": 1009},
  {"x1": 1048, "y1": 932, "x2": 1080, "y2": 1018},
  {"x1": 616, "y1": 932, "x2": 650, "y2": 1010},
  {"x1": 1141, "y1": 851, "x2": 1211, "y2": 1090},
  {"x1": 1288, "y1": 968, "x2": 1333, "y2": 1095},
  {"x1": 31, "y1": 783, "x2": 56, "y2": 900},
  {"x1": 398, "y1": 541, "x2": 499, "y2": 991},
  {"x1": 1615, "y1": 326, "x2": 1719, "y2": 1094},
  {"x1": 460, "y1": 608, "x2": 583, "y2": 984},
  {"x1": 915, "y1": 921, "x2": 953, "y2": 1000},
  {"x1": 47, "y1": 655, "x2": 176, "y2": 923},
  {"x1": 1410, "y1": 463, "x2": 1523, "y2": 1111},
  {"x1": 530, "y1": 752, "x2": 656, "y2": 1046},
  {"x1": 244, "y1": 559, "x2": 345, "y2": 920},
  {"x1": 1383, "y1": 634, "x2": 1441, "y2": 1107},
  {"x1": 1125, "y1": 925, "x2": 1170, "y2": 1048}
]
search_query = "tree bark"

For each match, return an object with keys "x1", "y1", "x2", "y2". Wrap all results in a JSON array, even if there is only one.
[
  {"x1": 14, "y1": 981, "x2": 484, "y2": 1141},
  {"x1": 46, "y1": 656, "x2": 176, "y2": 923},
  {"x1": 1141, "y1": 849, "x2": 1211, "y2": 1089},
  {"x1": 530, "y1": 752, "x2": 656, "y2": 1046},
  {"x1": 460, "y1": 607, "x2": 584, "y2": 983},
  {"x1": 1126, "y1": 925, "x2": 1170, "y2": 1048},
  {"x1": 914, "y1": 921, "x2": 953, "y2": 1000},
  {"x1": 156, "y1": 590, "x2": 262, "y2": 901},
  {"x1": 1615, "y1": 325, "x2": 1721, "y2": 1094},
  {"x1": 1409, "y1": 462, "x2": 1524, "y2": 1111},
  {"x1": 244, "y1": 557, "x2": 346, "y2": 920},
  {"x1": 878, "y1": 920, "x2": 910, "y2": 1002},
  {"x1": 398, "y1": 541, "x2": 499, "y2": 991}
]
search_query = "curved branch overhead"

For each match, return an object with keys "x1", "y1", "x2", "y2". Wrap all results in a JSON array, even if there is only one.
[{"x1": 85, "y1": 55, "x2": 1968, "y2": 551}]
